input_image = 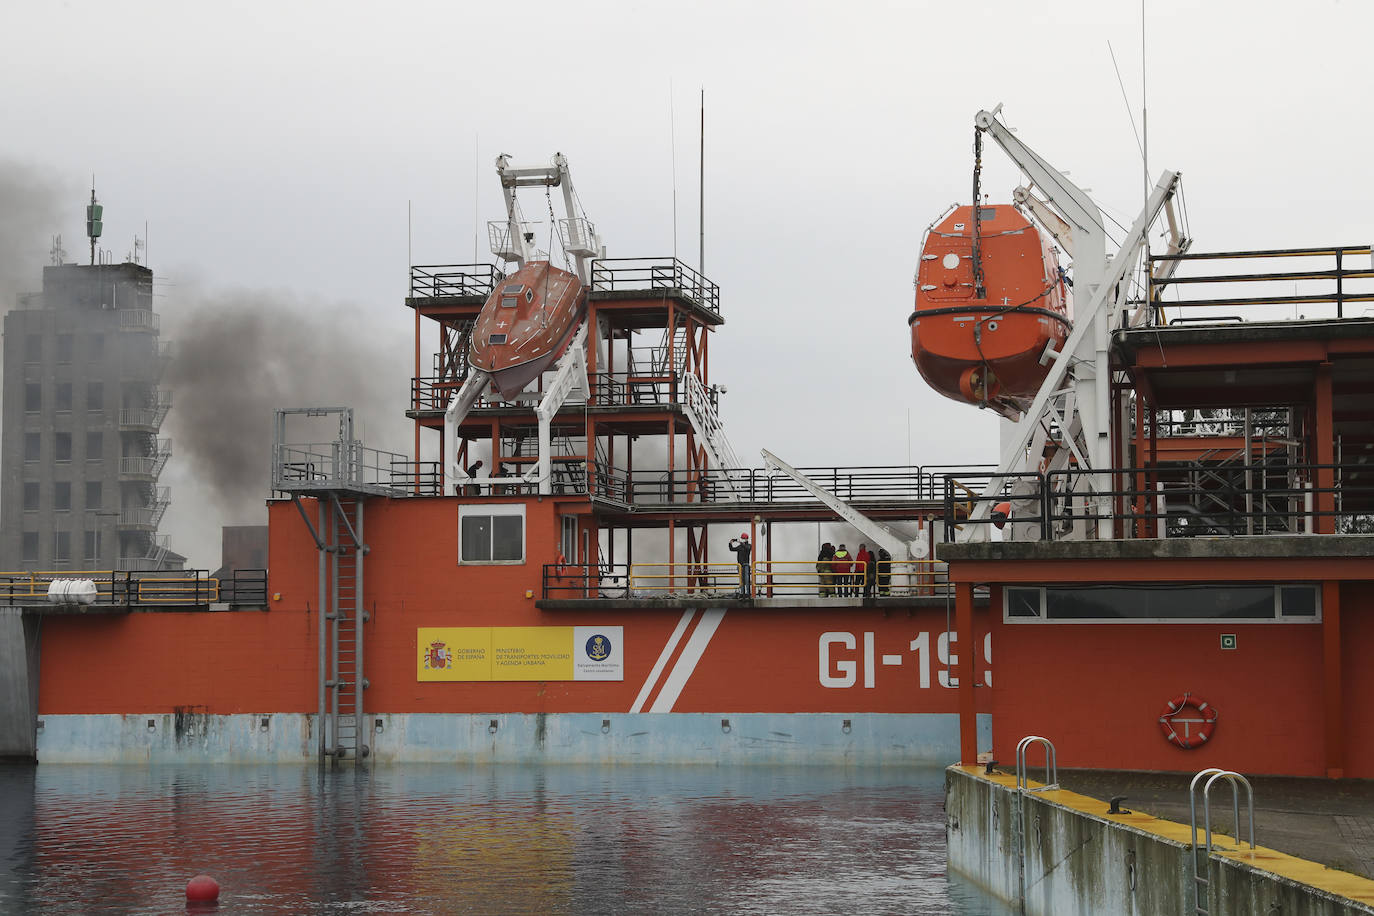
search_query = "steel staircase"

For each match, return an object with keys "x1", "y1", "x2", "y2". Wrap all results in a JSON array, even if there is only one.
[{"x1": 680, "y1": 372, "x2": 741, "y2": 498}]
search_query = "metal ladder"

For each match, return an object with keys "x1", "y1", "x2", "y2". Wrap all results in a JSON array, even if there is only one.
[
  {"x1": 1188, "y1": 768, "x2": 1255, "y2": 915},
  {"x1": 325, "y1": 495, "x2": 368, "y2": 761},
  {"x1": 1013, "y1": 736, "x2": 1059, "y2": 913}
]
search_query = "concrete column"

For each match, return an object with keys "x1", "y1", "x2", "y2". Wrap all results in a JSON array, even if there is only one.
[
  {"x1": 956, "y1": 582, "x2": 978, "y2": 765},
  {"x1": 0, "y1": 609, "x2": 40, "y2": 759}
]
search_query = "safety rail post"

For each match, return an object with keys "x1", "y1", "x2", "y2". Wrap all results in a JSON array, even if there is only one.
[
  {"x1": 1015, "y1": 735, "x2": 1058, "y2": 791},
  {"x1": 1188, "y1": 768, "x2": 1256, "y2": 915}
]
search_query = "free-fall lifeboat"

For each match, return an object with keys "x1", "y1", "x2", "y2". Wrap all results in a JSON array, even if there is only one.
[
  {"x1": 909, "y1": 204, "x2": 1070, "y2": 419},
  {"x1": 469, "y1": 259, "x2": 586, "y2": 400}
]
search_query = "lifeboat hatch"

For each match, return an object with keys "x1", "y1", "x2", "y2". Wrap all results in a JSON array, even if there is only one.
[
  {"x1": 919, "y1": 239, "x2": 975, "y2": 300},
  {"x1": 489, "y1": 334, "x2": 508, "y2": 344}
]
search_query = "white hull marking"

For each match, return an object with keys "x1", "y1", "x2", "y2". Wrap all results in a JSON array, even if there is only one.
[
  {"x1": 648, "y1": 609, "x2": 727, "y2": 713},
  {"x1": 630, "y1": 609, "x2": 696, "y2": 713}
]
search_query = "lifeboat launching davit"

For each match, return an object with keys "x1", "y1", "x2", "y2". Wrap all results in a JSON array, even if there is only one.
[{"x1": 909, "y1": 204, "x2": 1070, "y2": 419}]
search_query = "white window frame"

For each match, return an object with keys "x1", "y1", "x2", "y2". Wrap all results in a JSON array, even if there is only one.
[
  {"x1": 1003, "y1": 583, "x2": 1322, "y2": 624},
  {"x1": 458, "y1": 503, "x2": 526, "y2": 565}
]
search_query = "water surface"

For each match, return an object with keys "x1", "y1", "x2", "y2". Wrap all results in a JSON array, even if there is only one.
[{"x1": 0, "y1": 763, "x2": 1008, "y2": 914}]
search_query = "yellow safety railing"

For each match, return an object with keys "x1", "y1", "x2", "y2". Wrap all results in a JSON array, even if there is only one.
[
  {"x1": 628, "y1": 562, "x2": 741, "y2": 596},
  {"x1": 752, "y1": 559, "x2": 948, "y2": 598},
  {"x1": 136, "y1": 577, "x2": 220, "y2": 603},
  {"x1": 0, "y1": 570, "x2": 118, "y2": 599}
]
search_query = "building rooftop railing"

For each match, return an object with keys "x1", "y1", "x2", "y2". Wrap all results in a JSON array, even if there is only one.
[
  {"x1": 1144, "y1": 245, "x2": 1374, "y2": 326},
  {"x1": 942, "y1": 461, "x2": 1374, "y2": 542},
  {"x1": 589, "y1": 258, "x2": 720, "y2": 315},
  {"x1": 0, "y1": 569, "x2": 268, "y2": 609},
  {"x1": 409, "y1": 264, "x2": 505, "y2": 300}
]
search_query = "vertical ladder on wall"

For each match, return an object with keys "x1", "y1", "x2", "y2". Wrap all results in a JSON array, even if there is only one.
[{"x1": 325, "y1": 495, "x2": 367, "y2": 761}]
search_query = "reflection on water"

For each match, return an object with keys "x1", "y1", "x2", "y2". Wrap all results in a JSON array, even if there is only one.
[{"x1": 0, "y1": 763, "x2": 1009, "y2": 914}]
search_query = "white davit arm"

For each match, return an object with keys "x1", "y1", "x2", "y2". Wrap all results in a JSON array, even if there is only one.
[
  {"x1": 443, "y1": 370, "x2": 492, "y2": 495},
  {"x1": 1013, "y1": 186, "x2": 1075, "y2": 258},
  {"x1": 760, "y1": 448, "x2": 921, "y2": 560}
]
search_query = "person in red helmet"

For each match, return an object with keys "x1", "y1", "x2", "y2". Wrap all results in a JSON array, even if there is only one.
[{"x1": 728, "y1": 532, "x2": 752, "y2": 597}]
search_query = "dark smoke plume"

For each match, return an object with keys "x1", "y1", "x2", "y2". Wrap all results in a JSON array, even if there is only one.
[{"x1": 163, "y1": 284, "x2": 412, "y2": 520}]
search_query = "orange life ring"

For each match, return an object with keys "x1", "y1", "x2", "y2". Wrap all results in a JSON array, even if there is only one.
[
  {"x1": 1158, "y1": 693, "x2": 1218, "y2": 749},
  {"x1": 553, "y1": 552, "x2": 568, "y2": 579}
]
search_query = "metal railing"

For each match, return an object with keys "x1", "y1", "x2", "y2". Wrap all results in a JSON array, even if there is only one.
[
  {"x1": 1189, "y1": 768, "x2": 1256, "y2": 915},
  {"x1": 589, "y1": 258, "x2": 720, "y2": 314},
  {"x1": 117, "y1": 309, "x2": 160, "y2": 332},
  {"x1": 409, "y1": 264, "x2": 504, "y2": 300},
  {"x1": 542, "y1": 558, "x2": 950, "y2": 600},
  {"x1": 596, "y1": 463, "x2": 990, "y2": 506},
  {"x1": 0, "y1": 570, "x2": 233, "y2": 607},
  {"x1": 1146, "y1": 245, "x2": 1374, "y2": 325},
  {"x1": 945, "y1": 461, "x2": 1373, "y2": 541},
  {"x1": 272, "y1": 440, "x2": 414, "y2": 496}
]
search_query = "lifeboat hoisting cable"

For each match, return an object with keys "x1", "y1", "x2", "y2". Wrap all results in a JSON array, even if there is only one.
[{"x1": 971, "y1": 128, "x2": 987, "y2": 301}]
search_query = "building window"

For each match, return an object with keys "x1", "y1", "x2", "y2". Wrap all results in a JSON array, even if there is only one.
[
  {"x1": 55, "y1": 432, "x2": 72, "y2": 462},
  {"x1": 21, "y1": 532, "x2": 38, "y2": 564},
  {"x1": 86, "y1": 481, "x2": 102, "y2": 510},
  {"x1": 459, "y1": 504, "x2": 525, "y2": 563},
  {"x1": 1004, "y1": 584, "x2": 1321, "y2": 623},
  {"x1": 53, "y1": 531, "x2": 70, "y2": 562},
  {"x1": 24, "y1": 433, "x2": 40, "y2": 462},
  {"x1": 86, "y1": 431, "x2": 103, "y2": 461},
  {"x1": 87, "y1": 381, "x2": 104, "y2": 411},
  {"x1": 56, "y1": 382, "x2": 72, "y2": 412},
  {"x1": 23, "y1": 482, "x2": 39, "y2": 512},
  {"x1": 54, "y1": 482, "x2": 71, "y2": 511},
  {"x1": 24, "y1": 382, "x2": 40, "y2": 413},
  {"x1": 56, "y1": 334, "x2": 73, "y2": 363},
  {"x1": 88, "y1": 334, "x2": 105, "y2": 360},
  {"x1": 84, "y1": 530, "x2": 101, "y2": 561},
  {"x1": 561, "y1": 515, "x2": 578, "y2": 565},
  {"x1": 24, "y1": 334, "x2": 41, "y2": 362}
]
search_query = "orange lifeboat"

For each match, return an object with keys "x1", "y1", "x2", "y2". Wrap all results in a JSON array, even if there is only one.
[
  {"x1": 469, "y1": 260, "x2": 586, "y2": 400},
  {"x1": 909, "y1": 205, "x2": 1070, "y2": 419}
]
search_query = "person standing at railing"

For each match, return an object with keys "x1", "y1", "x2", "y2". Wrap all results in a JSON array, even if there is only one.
[
  {"x1": 729, "y1": 533, "x2": 752, "y2": 597},
  {"x1": 856, "y1": 544, "x2": 876, "y2": 597},
  {"x1": 816, "y1": 542, "x2": 835, "y2": 596},
  {"x1": 876, "y1": 547, "x2": 892, "y2": 596},
  {"x1": 832, "y1": 544, "x2": 853, "y2": 596}
]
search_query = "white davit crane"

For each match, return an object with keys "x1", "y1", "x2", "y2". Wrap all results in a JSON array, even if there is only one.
[{"x1": 760, "y1": 448, "x2": 928, "y2": 561}]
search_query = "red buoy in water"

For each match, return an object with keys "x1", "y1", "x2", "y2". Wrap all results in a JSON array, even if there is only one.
[{"x1": 185, "y1": 875, "x2": 220, "y2": 902}]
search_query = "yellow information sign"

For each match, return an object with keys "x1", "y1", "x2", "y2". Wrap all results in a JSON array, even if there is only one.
[{"x1": 418, "y1": 626, "x2": 622, "y2": 682}]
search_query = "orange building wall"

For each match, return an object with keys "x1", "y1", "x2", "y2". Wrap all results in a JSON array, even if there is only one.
[
  {"x1": 987, "y1": 616, "x2": 1326, "y2": 777},
  {"x1": 40, "y1": 495, "x2": 992, "y2": 717}
]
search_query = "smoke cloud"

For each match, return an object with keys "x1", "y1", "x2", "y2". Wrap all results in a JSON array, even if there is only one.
[{"x1": 162, "y1": 284, "x2": 413, "y2": 522}]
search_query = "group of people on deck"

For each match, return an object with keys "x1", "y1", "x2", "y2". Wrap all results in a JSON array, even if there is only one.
[{"x1": 815, "y1": 542, "x2": 891, "y2": 597}]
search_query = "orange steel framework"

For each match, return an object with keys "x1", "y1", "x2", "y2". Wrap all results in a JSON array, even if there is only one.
[{"x1": 405, "y1": 259, "x2": 731, "y2": 570}]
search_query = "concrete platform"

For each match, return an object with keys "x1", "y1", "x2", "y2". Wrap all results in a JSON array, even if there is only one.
[{"x1": 1039, "y1": 768, "x2": 1374, "y2": 880}]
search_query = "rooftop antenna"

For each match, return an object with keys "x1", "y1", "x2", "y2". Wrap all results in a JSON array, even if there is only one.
[
  {"x1": 49, "y1": 234, "x2": 66, "y2": 266},
  {"x1": 85, "y1": 181, "x2": 103, "y2": 266},
  {"x1": 699, "y1": 87, "x2": 705, "y2": 274},
  {"x1": 669, "y1": 79, "x2": 678, "y2": 259}
]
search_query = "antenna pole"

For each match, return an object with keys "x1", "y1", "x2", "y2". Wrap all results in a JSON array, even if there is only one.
[
  {"x1": 699, "y1": 88, "x2": 705, "y2": 274},
  {"x1": 670, "y1": 81, "x2": 678, "y2": 260}
]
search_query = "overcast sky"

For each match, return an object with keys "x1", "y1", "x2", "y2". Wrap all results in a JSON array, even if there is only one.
[{"x1": 3, "y1": 0, "x2": 1371, "y2": 568}]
